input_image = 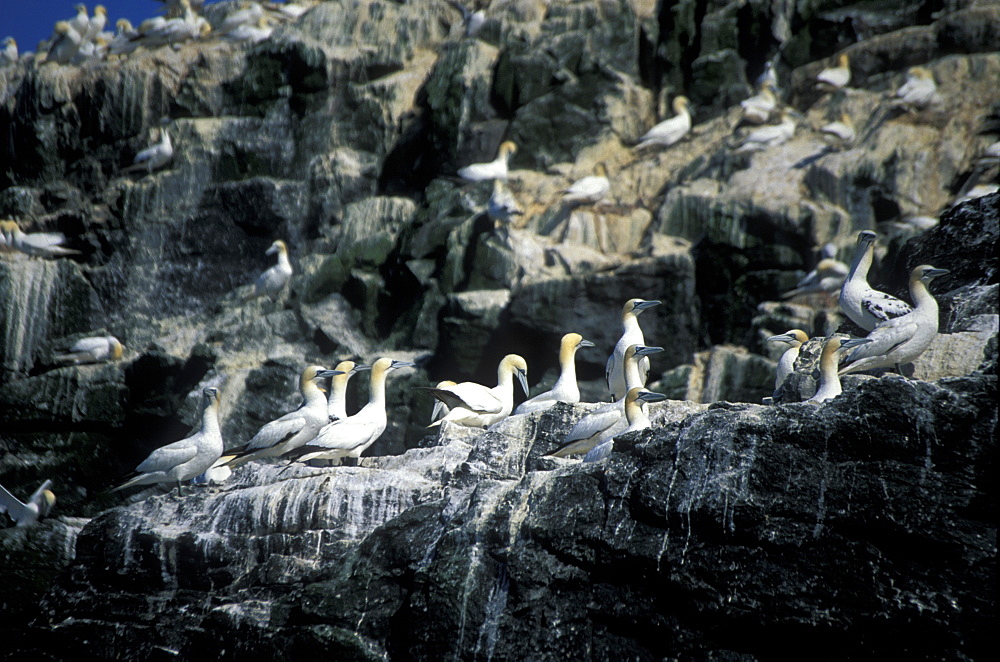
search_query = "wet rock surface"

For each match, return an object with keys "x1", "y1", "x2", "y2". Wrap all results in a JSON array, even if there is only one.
[{"x1": 1, "y1": 0, "x2": 997, "y2": 659}]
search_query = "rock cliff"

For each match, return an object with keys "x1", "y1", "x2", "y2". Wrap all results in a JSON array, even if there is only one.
[{"x1": 1, "y1": 0, "x2": 996, "y2": 659}]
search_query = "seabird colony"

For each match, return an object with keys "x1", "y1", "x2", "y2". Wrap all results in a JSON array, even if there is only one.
[{"x1": 0, "y1": 2, "x2": 975, "y2": 517}]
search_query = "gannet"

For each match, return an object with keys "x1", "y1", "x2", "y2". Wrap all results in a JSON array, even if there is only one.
[
  {"x1": 839, "y1": 265, "x2": 949, "y2": 375},
  {"x1": 216, "y1": 1, "x2": 265, "y2": 36},
  {"x1": 69, "y1": 4, "x2": 90, "y2": 38},
  {"x1": 839, "y1": 231, "x2": 912, "y2": 332},
  {"x1": 268, "y1": 1, "x2": 310, "y2": 20},
  {"x1": 816, "y1": 53, "x2": 850, "y2": 91},
  {"x1": 84, "y1": 5, "x2": 108, "y2": 44},
  {"x1": 448, "y1": 1, "x2": 485, "y2": 37},
  {"x1": 220, "y1": 366, "x2": 342, "y2": 467},
  {"x1": 892, "y1": 66, "x2": 940, "y2": 110},
  {"x1": 487, "y1": 179, "x2": 524, "y2": 226},
  {"x1": 142, "y1": 0, "x2": 206, "y2": 47},
  {"x1": 112, "y1": 387, "x2": 224, "y2": 496},
  {"x1": 807, "y1": 336, "x2": 872, "y2": 403},
  {"x1": 223, "y1": 16, "x2": 273, "y2": 43},
  {"x1": 71, "y1": 36, "x2": 107, "y2": 64},
  {"x1": 457, "y1": 141, "x2": 517, "y2": 182},
  {"x1": 740, "y1": 81, "x2": 777, "y2": 125},
  {"x1": 53, "y1": 335, "x2": 125, "y2": 365},
  {"x1": 285, "y1": 358, "x2": 415, "y2": 464},
  {"x1": 0, "y1": 480, "x2": 56, "y2": 527},
  {"x1": 781, "y1": 258, "x2": 848, "y2": 299},
  {"x1": 767, "y1": 329, "x2": 809, "y2": 391},
  {"x1": 820, "y1": 112, "x2": 855, "y2": 144},
  {"x1": 635, "y1": 96, "x2": 691, "y2": 150},
  {"x1": 550, "y1": 344, "x2": 663, "y2": 458},
  {"x1": 127, "y1": 128, "x2": 173, "y2": 174},
  {"x1": 606, "y1": 298, "x2": 660, "y2": 400},
  {"x1": 108, "y1": 19, "x2": 140, "y2": 55},
  {"x1": 0, "y1": 220, "x2": 80, "y2": 258},
  {"x1": 245, "y1": 239, "x2": 293, "y2": 302},
  {"x1": 326, "y1": 360, "x2": 371, "y2": 421},
  {"x1": 430, "y1": 379, "x2": 457, "y2": 424},
  {"x1": 46, "y1": 21, "x2": 83, "y2": 65},
  {"x1": 514, "y1": 333, "x2": 595, "y2": 414},
  {"x1": 735, "y1": 109, "x2": 796, "y2": 153},
  {"x1": 583, "y1": 388, "x2": 667, "y2": 463},
  {"x1": 423, "y1": 354, "x2": 529, "y2": 428},
  {"x1": 1, "y1": 37, "x2": 17, "y2": 66},
  {"x1": 562, "y1": 163, "x2": 610, "y2": 206}
]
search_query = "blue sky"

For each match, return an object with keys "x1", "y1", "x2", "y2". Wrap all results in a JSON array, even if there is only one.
[{"x1": 0, "y1": 1, "x2": 222, "y2": 52}]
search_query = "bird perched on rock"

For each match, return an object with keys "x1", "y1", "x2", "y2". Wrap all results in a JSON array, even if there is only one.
[
  {"x1": 807, "y1": 336, "x2": 872, "y2": 403},
  {"x1": 223, "y1": 16, "x2": 273, "y2": 43},
  {"x1": 84, "y1": 5, "x2": 108, "y2": 44},
  {"x1": 816, "y1": 53, "x2": 850, "y2": 91},
  {"x1": 246, "y1": 239, "x2": 293, "y2": 302},
  {"x1": 53, "y1": 335, "x2": 125, "y2": 365},
  {"x1": 326, "y1": 360, "x2": 371, "y2": 422},
  {"x1": 0, "y1": 220, "x2": 80, "y2": 259},
  {"x1": 782, "y1": 258, "x2": 848, "y2": 300},
  {"x1": 46, "y1": 21, "x2": 83, "y2": 65},
  {"x1": 562, "y1": 163, "x2": 610, "y2": 206},
  {"x1": 583, "y1": 388, "x2": 667, "y2": 462},
  {"x1": 892, "y1": 66, "x2": 941, "y2": 111},
  {"x1": 820, "y1": 112, "x2": 855, "y2": 145},
  {"x1": 429, "y1": 379, "x2": 457, "y2": 424},
  {"x1": 448, "y1": 1, "x2": 485, "y2": 37},
  {"x1": 550, "y1": 344, "x2": 663, "y2": 458},
  {"x1": 112, "y1": 387, "x2": 224, "y2": 496},
  {"x1": 108, "y1": 19, "x2": 139, "y2": 55},
  {"x1": 636, "y1": 96, "x2": 691, "y2": 150},
  {"x1": 423, "y1": 354, "x2": 529, "y2": 428},
  {"x1": 735, "y1": 109, "x2": 796, "y2": 153},
  {"x1": 127, "y1": 128, "x2": 173, "y2": 174},
  {"x1": 839, "y1": 265, "x2": 949, "y2": 375},
  {"x1": 1, "y1": 37, "x2": 18, "y2": 66},
  {"x1": 0, "y1": 480, "x2": 56, "y2": 527},
  {"x1": 69, "y1": 4, "x2": 90, "y2": 38},
  {"x1": 458, "y1": 141, "x2": 518, "y2": 182},
  {"x1": 219, "y1": 366, "x2": 342, "y2": 468},
  {"x1": 216, "y1": 1, "x2": 265, "y2": 36},
  {"x1": 840, "y1": 231, "x2": 912, "y2": 332},
  {"x1": 515, "y1": 333, "x2": 595, "y2": 414},
  {"x1": 607, "y1": 298, "x2": 660, "y2": 400},
  {"x1": 767, "y1": 329, "x2": 809, "y2": 392},
  {"x1": 284, "y1": 358, "x2": 415, "y2": 464},
  {"x1": 741, "y1": 80, "x2": 778, "y2": 125}
]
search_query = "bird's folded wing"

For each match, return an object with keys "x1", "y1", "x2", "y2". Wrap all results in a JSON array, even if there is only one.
[
  {"x1": 247, "y1": 415, "x2": 306, "y2": 451},
  {"x1": 563, "y1": 408, "x2": 621, "y2": 445},
  {"x1": 863, "y1": 294, "x2": 912, "y2": 323},
  {"x1": 136, "y1": 441, "x2": 199, "y2": 473},
  {"x1": 0, "y1": 483, "x2": 27, "y2": 518}
]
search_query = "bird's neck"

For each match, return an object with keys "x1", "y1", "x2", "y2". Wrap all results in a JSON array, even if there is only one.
[
  {"x1": 276, "y1": 249, "x2": 291, "y2": 271},
  {"x1": 910, "y1": 279, "x2": 935, "y2": 309},
  {"x1": 818, "y1": 343, "x2": 841, "y2": 392},
  {"x1": 329, "y1": 377, "x2": 349, "y2": 415},
  {"x1": 625, "y1": 400, "x2": 649, "y2": 428},
  {"x1": 201, "y1": 402, "x2": 221, "y2": 434},
  {"x1": 367, "y1": 369, "x2": 387, "y2": 409},
  {"x1": 847, "y1": 241, "x2": 873, "y2": 282},
  {"x1": 623, "y1": 356, "x2": 643, "y2": 391},
  {"x1": 303, "y1": 383, "x2": 327, "y2": 410},
  {"x1": 553, "y1": 347, "x2": 577, "y2": 390}
]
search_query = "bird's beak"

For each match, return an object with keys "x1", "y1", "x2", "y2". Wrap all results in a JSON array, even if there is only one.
[
  {"x1": 634, "y1": 300, "x2": 662, "y2": 311},
  {"x1": 351, "y1": 364, "x2": 373, "y2": 374},
  {"x1": 390, "y1": 360, "x2": 416, "y2": 370},
  {"x1": 635, "y1": 345, "x2": 664, "y2": 356},
  {"x1": 516, "y1": 369, "x2": 529, "y2": 398},
  {"x1": 924, "y1": 268, "x2": 949, "y2": 278},
  {"x1": 637, "y1": 391, "x2": 667, "y2": 404},
  {"x1": 317, "y1": 370, "x2": 346, "y2": 378},
  {"x1": 767, "y1": 333, "x2": 794, "y2": 343},
  {"x1": 579, "y1": 339, "x2": 596, "y2": 348}
]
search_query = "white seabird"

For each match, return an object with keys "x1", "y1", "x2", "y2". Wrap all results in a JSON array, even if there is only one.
[
  {"x1": 53, "y1": 335, "x2": 125, "y2": 365},
  {"x1": 1, "y1": 37, "x2": 18, "y2": 66},
  {"x1": 635, "y1": 96, "x2": 692, "y2": 150},
  {"x1": 127, "y1": 128, "x2": 173, "y2": 174},
  {"x1": 220, "y1": 366, "x2": 342, "y2": 467},
  {"x1": 0, "y1": 480, "x2": 56, "y2": 527},
  {"x1": 112, "y1": 387, "x2": 224, "y2": 496},
  {"x1": 735, "y1": 109, "x2": 796, "y2": 153},
  {"x1": 839, "y1": 265, "x2": 949, "y2": 375},
  {"x1": 892, "y1": 66, "x2": 941, "y2": 111},
  {"x1": 216, "y1": 1, "x2": 265, "y2": 36},
  {"x1": 514, "y1": 333, "x2": 595, "y2": 414},
  {"x1": 741, "y1": 81, "x2": 777, "y2": 125},
  {"x1": 430, "y1": 379, "x2": 457, "y2": 424},
  {"x1": 224, "y1": 16, "x2": 273, "y2": 43},
  {"x1": 820, "y1": 112, "x2": 855, "y2": 145},
  {"x1": 816, "y1": 53, "x2": 850, "y2": 91},
  {"x1": 562, "y1": 163, "x2": 610, "y2": 206},
  {"x1": 246, "y1": 239, "x2": 293, "y2": 302},
  {"x1": 84, "y1": 5, "x2": 108, "y2": 44},
  {"x1": 550, "y1": 344, "x2": 663, "y2": 458},
  {"x1": 807, "y1": 336, "x2": 872, "y2": 403},
  {"x1": 424, "y1": 354, "x2": 529, "y2": 428},
  {"x1": 326, "y1": 360, "x2": 372, "y2": 421},
  {"x1": 285, "y1": 358, "x2": 415, "y2": 464},
  {"x1": 457, "y1": 141, "x2": 518, "y2": 182},
  {"x1": 448, "y1": 1, "x2": 485, "y2": 37},
  {"x1": 583, "y1": 388, "x2": 667, "y2": 463},
  {"x1": 69, "y1": 4, "x2": 90, "y2": 39},
  {"x1": 487, "y1": 179, "x2": 524, "y2": 226},
  {"x1": 0, "y1": 220, "x2": 80, "y2": 259},
  {"x1": 108, "y1": 19, "x2": 140, "y2": 55},
  {"x1": 839, "y1": 230, "x2": 913, "y2": 332},
  {"x1": 606, "y1": 298, "x2": 661, "y2": 400},
  {"x1": 781, "y1": 258, "x2": 848, "y2": 300},
  {"x1": 767, "y1": 329, "x2": 809, "y2": 391},
  {"x1": 46, "y1": 21, "x2": 83, "y2": 65}
]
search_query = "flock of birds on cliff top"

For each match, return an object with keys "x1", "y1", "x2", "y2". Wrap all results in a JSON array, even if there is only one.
[{"x1": 1, "y1": 1, "x2": 997, "y2": 522}]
